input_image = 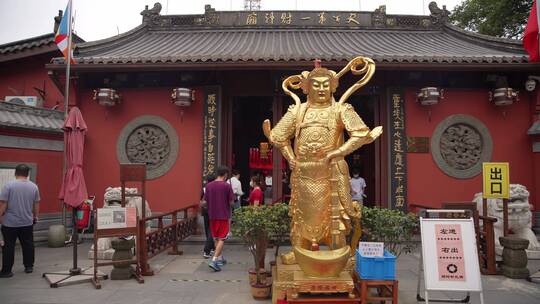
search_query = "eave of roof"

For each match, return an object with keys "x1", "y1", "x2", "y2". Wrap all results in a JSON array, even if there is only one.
[
  {"x1": 0, "y1": 102, "x2": 64, "y2": 134},
  {"x1": 0, "y1": 33, "x2": 84, "y2": 63}
]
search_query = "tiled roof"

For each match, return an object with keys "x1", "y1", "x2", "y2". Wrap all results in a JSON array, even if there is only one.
[
  {"x1": 50, "y1": 5, "x2": 531, "y2": 67},
  {"x1": 0, "y1": 102, "x2": 64, "y2": 134},
  {"x1": 73, "y1": 27, "x2": 527, "y2": 65},
  {"x1": 0, "y1": 34, "x2": 56, "y2": 54},
  {"x1": 0, "y1": 33, "x2": 84, "y2": 63}
]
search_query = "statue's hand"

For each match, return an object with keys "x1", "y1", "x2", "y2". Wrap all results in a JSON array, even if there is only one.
[
  {"x1": 369, "y1": 126, "x2": 383, "y2": 140},
  {"x1": 350, "y1": 201, "x2": 362, "y2": 219},
  {"x1": 288, "y1": 158, "x2": 297, "y2": 170},
  {"x1": 324, "y1": 149, "x2": 342, "y2": 165},
  {"x1": 262, "y1": 119, "x2": 272, "y2": 142}
]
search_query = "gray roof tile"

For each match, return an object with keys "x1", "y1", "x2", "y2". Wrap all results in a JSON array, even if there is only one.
[
  {"x1": 0, "y1": 102, "x2": 64, "y2": 134},
  {"x1": 69, "y1": 28, "x2": 527, "y2": 65}
]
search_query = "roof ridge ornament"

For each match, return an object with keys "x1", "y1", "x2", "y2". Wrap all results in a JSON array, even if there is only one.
[
  {"x1": 429, "y1": 1, "x2": 449, "y2": 24},
  {"x1": 372, "y1": 5, "x2": 386, "y2": 27},
  {"x1": 141, "y1": 2, "x2": 162, "y2": 24}
]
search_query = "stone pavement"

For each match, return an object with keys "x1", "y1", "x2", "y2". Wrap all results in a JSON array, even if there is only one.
[{"x1": 1, "y1": 239, "x2": 540, "y2": 304}]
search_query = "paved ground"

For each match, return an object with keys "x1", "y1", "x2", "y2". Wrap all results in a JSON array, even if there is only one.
[{"x1": 1, "y1": 239, "x2": 540, "y2": 304}]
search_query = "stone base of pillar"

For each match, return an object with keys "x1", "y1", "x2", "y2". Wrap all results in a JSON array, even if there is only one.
[
  {"x1": 500, "y1": 236, "x2": 530, "y2": 279},
  {"x1": 110, "y1": 238, "x2": 135, "y2": 280}
]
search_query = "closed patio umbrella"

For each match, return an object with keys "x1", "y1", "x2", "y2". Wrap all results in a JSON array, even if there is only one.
[{"x1": 58, "y1": 106, "x2": 87, "y2": 275}]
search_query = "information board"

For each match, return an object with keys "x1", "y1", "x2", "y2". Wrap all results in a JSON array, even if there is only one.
[
  {"x1": 97, "y1": 207, "x2": 136, "y2": 230},
  {"x1": 420, "y1": 218, "x2": 482, "y2": 292}
]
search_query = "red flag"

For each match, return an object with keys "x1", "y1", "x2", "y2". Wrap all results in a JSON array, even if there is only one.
[{"x1": 524, "y1": 0, "x2": 539, "y2": 62}]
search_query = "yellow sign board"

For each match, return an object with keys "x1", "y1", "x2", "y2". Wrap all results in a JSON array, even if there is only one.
[{"x1": 482, "y1": 162, "x2": 509, "y2": 199}]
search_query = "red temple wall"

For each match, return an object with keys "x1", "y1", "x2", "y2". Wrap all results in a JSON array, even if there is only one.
[
  {"x1": 77, "y1": 87, "x2": 204, "y2": 212},
  {"x1": 0, "y1": 146, "x2": 63, "y2": 213},
  {"x1": 0, "y1": 54, "x2": 64, "y2": 109},
  {"x1": 405, "y1": 89, "x2": 537, "y2": 210}
]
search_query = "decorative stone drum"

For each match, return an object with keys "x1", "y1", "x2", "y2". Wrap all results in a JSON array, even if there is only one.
[
  {"x1": 500, "y1": 236, "x2": 530, "y2": 279},
  {"x1": 47, "y1": 224, "x2": 66, "y2": 248},
  {"x1": 110, "y1": 238, "x2": 135, "y2": 280}
]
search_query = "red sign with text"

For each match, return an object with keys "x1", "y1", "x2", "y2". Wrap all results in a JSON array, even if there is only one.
[{"x1": 435, "y1": 224, "x2": 466, "y2": 281}]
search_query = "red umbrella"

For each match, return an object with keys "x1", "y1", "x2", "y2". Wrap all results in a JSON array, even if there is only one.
[{"x1": 59, "y1": 106, "x2": 88, "y2": 207}]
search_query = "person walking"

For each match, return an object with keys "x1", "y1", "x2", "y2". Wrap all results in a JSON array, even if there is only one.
[
  {"x1": 227, "y1": 169, "x2": 244, "y2": 209},
  {"x1": 201, "y1": 174, "x2": 216, "y2": 259},
  {"x1": 0, "y1": 164, "x2": 40, "y2": 278},
  {"x1": 204, "y1": 166, "x2": 235, "y2": 272}
]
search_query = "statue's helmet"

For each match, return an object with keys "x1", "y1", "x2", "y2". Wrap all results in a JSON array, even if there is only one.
[{"x1": 301, "y1": 67, "x2": 339, "y2": 94}]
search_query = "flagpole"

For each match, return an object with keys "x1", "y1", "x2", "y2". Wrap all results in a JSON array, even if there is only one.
[
  {"x1": 61, "y1": 0, "x2": 81, "y2": 275},
  {"x1": 63, "y1": 0, "x2": 72, "y2": 118},
  {"x1": 61, "y1": 0, "x2": 73, "y2": 228}
]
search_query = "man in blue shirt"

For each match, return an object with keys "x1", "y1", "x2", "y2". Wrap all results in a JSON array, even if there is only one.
[{"x1": 0, "y1": 164, "x2": 40, "y2": 278}]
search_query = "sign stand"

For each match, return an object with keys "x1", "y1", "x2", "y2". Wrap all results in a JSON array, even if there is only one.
[
  {"x1": 416, "y1": 252, "x2": 471, "y2": 303},
  {"x1": 92, "y1": 207, "x2": 143, "y2": 289},
  {"x1": 417, "y1": 210, "x2": 485, "y2": 304}
]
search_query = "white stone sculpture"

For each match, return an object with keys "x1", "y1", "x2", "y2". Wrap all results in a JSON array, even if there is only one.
[
  {"x1": 473, "y1": 184, "x2": 540, "y2": 259},
  {"x1": 89, "y1": 187, "x2": 152, "y2": 260}
]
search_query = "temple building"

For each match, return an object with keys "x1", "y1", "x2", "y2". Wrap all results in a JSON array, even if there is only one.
[{"x1": 1, "y1": 3, "x2": 540, "y2": 220}]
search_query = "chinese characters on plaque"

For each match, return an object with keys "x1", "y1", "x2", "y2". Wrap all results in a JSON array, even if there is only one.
[
  {"x1": 359, "y1": 242, "x2": 384, "y2": 257},
  {"x1": 482, "y1": 162, "x2": 509, "y2": 199},
  {"x1": 435, "y1": 224, "x2": 466, "y2": 281},
  {"x1": 389, "y1": 93, "x2": 407, "y2": 211},
  {"x1": 244, "y1": 11, "x2": 365, "y2": 26},
  {"x1": 202, "y1": 86, "x2": 221, "y2": 185}
]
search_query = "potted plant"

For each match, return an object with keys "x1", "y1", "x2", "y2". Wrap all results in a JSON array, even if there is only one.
[
  {"x1": 360, "y1": 206, "x2": 418, "y2": 257},
  {"x1": 232, "y1": 205, "x2": 276, "y2": 299},
  {"x1": 267, "y1": 203, "x2": 290, "y2": 267}
]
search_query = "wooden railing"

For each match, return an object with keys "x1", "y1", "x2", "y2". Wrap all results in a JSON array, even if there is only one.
[
  {"x1": 139, "y1": 205, "x2": 198, "y2": 275},
  {"x1": 478, "y1": 215, "x2": 497, "y2": 274}
]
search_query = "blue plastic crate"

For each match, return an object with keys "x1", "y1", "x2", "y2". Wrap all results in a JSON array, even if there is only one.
[{"x1": 356, "y1": 249, "x2": 396, "y2": 280}]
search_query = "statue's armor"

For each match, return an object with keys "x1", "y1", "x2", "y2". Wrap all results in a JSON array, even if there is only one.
[{"x1": 269, "y1": 100, "x2": 370, "y2": 247}]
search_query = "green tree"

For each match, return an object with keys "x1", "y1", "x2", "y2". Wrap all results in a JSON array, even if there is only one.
[{"x1": 450, "y1": 0, "x2": 533, "y2": 39}]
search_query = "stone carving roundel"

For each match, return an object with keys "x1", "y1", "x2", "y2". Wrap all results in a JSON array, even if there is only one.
[
  {"x1": 117, "y1": 116, "x2": 179, "y2": 180},
  {"x1": 431, "y1": 115, "x2": 492, "y2": 179}
]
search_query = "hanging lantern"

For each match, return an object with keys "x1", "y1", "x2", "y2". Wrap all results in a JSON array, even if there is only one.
[
  {"x1": 489, "y1": 88, "x2": 519, "y2": 106},
  {"x1": 171, "y1": 88, "x2": 194, "y2": 107},
  {"x1": 92, "y1": 88, "x2": 121, "y2": 107},
  {"x1": 417, "y1": 87, "x2": 443, "y2": 106}
]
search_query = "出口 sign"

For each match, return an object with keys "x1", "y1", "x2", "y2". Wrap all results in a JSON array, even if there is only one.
[{"x1": 482, "y1": 162, "x2": 509, "y2": 199}]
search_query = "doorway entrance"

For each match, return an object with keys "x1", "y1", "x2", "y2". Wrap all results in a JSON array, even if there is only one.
[
  {"x1": 231, "y1": 96, "x2": 273, "y2": 203},
  {"x1": 229, "y1": 94, "x2": 381, "y2": 207},
  {"x1": 345, "y1": 95, "x2": 377, "y2": 207}
]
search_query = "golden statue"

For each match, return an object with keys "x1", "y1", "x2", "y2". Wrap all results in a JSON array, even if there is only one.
[{"x1": 263, "y1": 57, "x2": 382, "y2": 278}]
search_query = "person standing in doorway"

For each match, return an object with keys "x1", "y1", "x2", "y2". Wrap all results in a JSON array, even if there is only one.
[
  {"x1": 201, "y1": 174, "x2": 216, "y2": 259},
  {"x1": 227, "y1": 169, "x2": 244, "y2": 210},
  {"x1": 204, "y1": 166, "x2": 235, "y2": 272},
  {"x1": 350, "y1": 169, "x2": 366, "y2": 204},
  {"x1": 0, "y1": 164, "x2": 40, "y2": 278},
  {"x1": 248, "y1": 175, "x2": 263, "y2": 206}
]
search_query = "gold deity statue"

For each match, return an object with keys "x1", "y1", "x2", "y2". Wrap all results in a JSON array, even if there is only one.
[{"x1": 263, "y1": 57, "x2": 382, "y2": 278}]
